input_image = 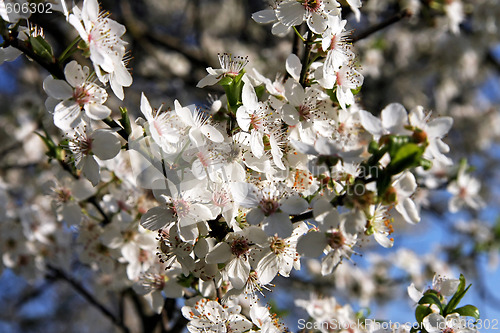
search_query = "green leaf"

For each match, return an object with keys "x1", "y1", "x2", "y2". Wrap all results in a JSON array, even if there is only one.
[
  {"x1": 351, "y1": 85, "x2": 362, "y2": 95},
  {"x1": 451, "y1": 305, "x2": 480, "y2": 320},
  {"x1": 218, "y1": 76, "x2": 233, "y2": 86},
  {"x1": 418, "y1": 294, "x2": 443, "y2": 312},
  {"x1": 119, "y1": 107, "x2": 132, "y2": 137},
  {"x1": 29, "y1": 36, "x2": 54, "y2": 62},
  {"x1": 368, "y1": 140, "x2": 379, "y2": 154},
  {"x1": 415, "y1": 304, "x2": 433, "y2": 324},
  {"x1": 387, "y1": 143, "x2": 424, "y2": 175},
  {"x1": 444, "y1": 274, "x2": 470, "y2": 314}
]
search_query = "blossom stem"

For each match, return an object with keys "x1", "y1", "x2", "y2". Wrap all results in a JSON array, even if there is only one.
[
  {"x1": 351, "y1": 9, "x2": 412, "y2": 43},
  {"x1": 57, "y1": 36, "x2": 82, "y2": 63},
  {"x1": 47, "y1": 265, "x2": 130, "y2": 333},
  {"x1": 293, "y1": 26, "x2": 306, "y2": 42},
  {"x1": 299, "y1": 29, "x2": 314, "y2": 86}
]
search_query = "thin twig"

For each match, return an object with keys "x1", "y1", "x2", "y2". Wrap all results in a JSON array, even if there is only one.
[
  {"x1": 351, "y1": 9, "x2": 412, "y2": 43},
  {"x1": 47, "y1": 265, "x2": 130, "y2": 333},
  {"x1": 299, "y1": 29, "x2": 314, "y2": 86}
]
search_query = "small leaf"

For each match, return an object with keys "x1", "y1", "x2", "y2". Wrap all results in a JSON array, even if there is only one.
[
  {"x1": 444, "y1": 274, "x2": 470, "y2": 314},
  {"x1": 418, "y1": 294, "x2": 443, "y2": 311},
  {"x1": 415, "y1": 304, "x2": 433, "y2": 324},
  {"x1": 452, "y1": 305, "x2": 480, "y2": 320},
  {"x1": 119, "y1": 107, "x2": 132, "y2": 137},
  {"x1": 29, "y1": 36, "x2": 54, "y2": 62},
  {"x1": 218, "y1": 76, "x2": 233, "y2": 86}
]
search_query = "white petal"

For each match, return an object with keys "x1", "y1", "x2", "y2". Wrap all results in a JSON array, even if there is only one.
[
  {"x1": 271, "y1": 22, "x2": 291, "y2": 36},
  {"x1": 280, "y1": 196, "x2": 308, "y2": 215},
  {"x1": 174, "y1": 100, "x2": 196, "y2": 127},
  {"x1": 242, "y1": 81, "x2": 259, "y2": 110},
  {"x1": 396, "y1": 198, "x2": 421, "y2": 224},
  {"x1": 140, "y1": 206, "x2": 176, "y2": 230},
  {"x1": 227, "y1": 257, "x2": 250, "y2": 290},
  {"x1": 276, "y1": 0, "x2": 305, "y2": 27},
  {"x1": 250, "y1": 131, "x2": 264, "y2": 158},
  {"x1": 407, "y1": 283, "x2": 423, "y2": 303},
  {"x1": 427, "y1": 117, "x2": 453, "y2": 138},
  {"x1": 285, "y1": 53, "x2": 301, "y2": 82},
  {"x1": 205, "y1": 242, "x2": 232, "y2": 264},
  {"x1": 374, "y1": 232, "x2": 393, "y2": 248},
  {"x1": 140, "y1": 92, "x2": 153, "y2": 120},
  {"x1": 230, "y1": 182, "x2": 260, "y2": 208},
  {"x1": 281, "y1": 103, "x2": 300, "y2": 126},
  {"x1": 359, "y1": 110, "x2": 384, "y2": 137},
  {"x1": 246, "y1": 208, "x2": 265, "y2": 225},
  {"x1": 43, "y1": 76, "x2": 73, "y2": 99},
  {"x1": 381, "y1": 103, "x2": 408, "y2": 133},
  {"x1": 91, "y1": 130, "x2": 121, "y2": 160},
  {"x1": 196, "y1": 73, "x2": 219, "y2": 88},
  {"x1": 81, "y1": 156, "x2": 100, "y2": 186},
  {"x1": 201, "y1": 124, "x2": 224, "y2": 143},
  {"x1": 297, "y1": 231, "x2": 326, "y2": 257},
  {"x1": 86, "y1": 103, "x2": 111, "y2": 120},
  {"x1": 256, "y1": 252, "x2": 278, "y2": 285},
  {"x1": 64, "y1": 60, "x2": 87, "y2": 87},
  {"x1": 252, "y1": 9, "x2": 276, "y2": 24},
  {"x1": 263, "y1": 212, "x2": 293, "y2": 238}
]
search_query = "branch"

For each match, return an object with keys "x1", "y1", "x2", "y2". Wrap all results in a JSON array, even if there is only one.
[
  {"x1": 351, "y1": 9, "x2": 412, "y2": 43},
  {"x1": 299, "y1": 29, "x2": 315, "y2": 86},
  {"x1": 3, "y1": 31, "x2": 64, "y2": 79},
  {"x1": 47, "y1": 265, "x2": 130, "y2": 333}
]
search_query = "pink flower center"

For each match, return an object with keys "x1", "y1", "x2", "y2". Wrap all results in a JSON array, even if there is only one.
[
  {"x1": 73, "y1": 86, "x2": 91, "y2": 106},
  {"x1": 250, "y1": 113, "x2": 263, "y2": 130},
  {"x1": 196, "y1": 151, "x2": 211, "y2": 168},
  {"x1": 173, "y1": 199, "x2": 190, "y2": 218},
  {"x1": 259, "y1": 198, "x2": 279, "y2": 216},
  {"x1": 231, "y1": 237, "x2": 250, "y2": 257},
  {"x1": 270, "y1": 236, "x2": 286, "y2": 255},
  {"x1": 298, "y1": 104, "x2": 312, "y2": 121},
  {"x1": 327, "y1": 231, "x2": 345, "y2": 249},
  {"x1": 303, "y1": 0, "x2": 322, "y2": 12}
]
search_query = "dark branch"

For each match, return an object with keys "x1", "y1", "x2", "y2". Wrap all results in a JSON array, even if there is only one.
[
  {"x1": 47, "y1": 265, "x2": 130, "y2": 333},
  {"x1": 351, "y1": 9, "x2": 412, "y2": 43}
]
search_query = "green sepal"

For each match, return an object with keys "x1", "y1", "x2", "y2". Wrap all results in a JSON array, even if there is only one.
[
  {"x1": 415, "y1": 304, "x2": 433, "y2": 324},
  {"x1": 368, "y1": 140, "x2": 379, "y2": 154},
  {"x1": 418, "y1": 294, "x2": 443, "y2": 312},
  {"x1": 29, "y1": 35, "x2": 54, "y2": 62},
  {"x1": 119, "y1": 107, "x2": 132, "y2": 137},
  {"x1": 451, "y1": 305, "x2": 480, "y2": 320},
  {"x1": 351, "y1": 85, "x2": 362, "y2": 95},
  {"x1": 444, "y1": 274, "x2": 470, "y2": 315},
  {"x1": 176, "y1": 273, "x2": 195, "y2": 288}
]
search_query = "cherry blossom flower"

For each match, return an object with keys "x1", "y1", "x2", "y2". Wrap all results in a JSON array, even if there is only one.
[
  {"x1": 205, "y1": 227, "x2": 267, "y2": 289},
  {"x1": 423, "y1": 313, "x2": 477, "y2": 333},
  {"x1": 359, "y1": 103, "x2": 411, "y2": 140},
  {"x1": 197, "y1": 53, "x2": 249, "y2": 88},
  {"x1": 68, "y1": 0, "x2": 132, "y2": 99},
  {"x1": 174, "y1": 100, "x2": 224, "y2": 147},
  {"x1": 140, "y1": 93, "x2": 184, "y2": 154},
  {"x1": 67, "y1": 126, "x2": 122, "y2": 186},
  {"x1": 275, "y1": 0, "x2": 341, "y2": 34},
  {"x1": 256, "y1": 222, "x2": 307, "y2": 284},
  {"x1": 408, "y1": 106, "x2": 453, "y2": 165},
  {"x1": 182, "y1": 298, "x2": 253, "y2": 333},
  {"x1": 231, "y1": 182, "x2": 308, "y2": 238},
  {"x1": 447, "y1": 166, "x2": 485, "y2": 213},
  {"x1": 43, "y1": 61, "x2": 112, "y2": 130}
]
